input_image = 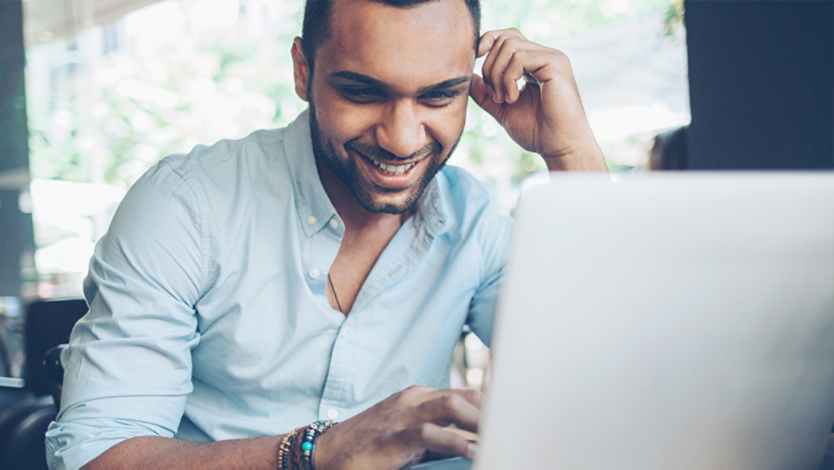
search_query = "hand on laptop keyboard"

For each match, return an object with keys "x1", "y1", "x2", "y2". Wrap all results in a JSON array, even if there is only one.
[{"x1": 314, "y1": 385, "x2": 481, "y2": 469}]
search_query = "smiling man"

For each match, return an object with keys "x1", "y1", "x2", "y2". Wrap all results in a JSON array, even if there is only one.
[{"x1": 46, "y1": 0, "x2": 606, "y2": 469}]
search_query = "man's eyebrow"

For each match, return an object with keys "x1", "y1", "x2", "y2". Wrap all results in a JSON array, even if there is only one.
[
  {"x1": 327, "y1": 71, "x2": 471, "y2": 95},
  {"x1": 327, "y1": 71, "x2": 390, "y2": 91},
  {"x1": 417, "y1": 76, "x2": 471, "y2": 94}
]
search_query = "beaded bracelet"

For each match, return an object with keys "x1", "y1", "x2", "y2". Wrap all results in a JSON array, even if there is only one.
[
  {"x1": 299, "y1": 420, "x2": 336, "y2": 470},
  {"x1": 278, "y1": 426, "x2": 301, "y2": 470}
]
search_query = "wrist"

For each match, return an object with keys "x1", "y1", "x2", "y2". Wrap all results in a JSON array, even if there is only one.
[
  {"x1": 288, "y1": 420, "x2": 337, "y2": 470},
  {"x1": 541, "y1": 141, "x2": 607, "y2": 172},
  {"x1": 278, "y1": 427, "x2": 301, "y2": 470},
  {"x1": 312, "y1": 426, "x2": 334, "y2": 470}
]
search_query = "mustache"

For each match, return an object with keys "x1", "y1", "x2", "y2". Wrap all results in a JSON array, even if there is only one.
[{"x1": 345, "y1": 138, "x2": 441, "y2": 162}]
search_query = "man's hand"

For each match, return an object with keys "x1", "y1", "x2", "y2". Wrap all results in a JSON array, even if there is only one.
[
  {"x1": 470, "y1": 29, "x2": 608, "y2": 172},
  {"x1": 314, "y1": 386, "x2": 481, "y2": 470}
]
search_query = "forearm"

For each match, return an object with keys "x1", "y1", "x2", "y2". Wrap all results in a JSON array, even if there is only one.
[{"x1": 82, "y1": 434, "x2": 285, "y2": 470}]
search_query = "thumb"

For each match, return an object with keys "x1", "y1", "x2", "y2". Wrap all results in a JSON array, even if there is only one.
[{"x1": 470, "y1": 74, "x2": 503, "y2": 122}]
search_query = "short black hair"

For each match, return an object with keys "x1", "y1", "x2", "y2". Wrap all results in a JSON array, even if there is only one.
[{"x1": 301, "y1": 0, "x2": 481, "y2": 75}]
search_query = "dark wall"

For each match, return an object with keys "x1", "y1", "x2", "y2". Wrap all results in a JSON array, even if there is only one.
[
  {"x1": 0, "y1": 0, "x2": 29, "y2": 174},
  {"x1": 0, "y1": 0, "x2": 36, "y2": 297},
  {"x1": 0, "y1": 190, "x2": 35, "y2": 296},
  {"x1": 685, "y1": 0, "x2": 834, "y2": 170}
]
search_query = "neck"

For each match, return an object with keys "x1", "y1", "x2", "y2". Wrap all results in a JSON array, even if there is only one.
[{"x1": 315, "y1": 153, "x2": 409, "y2": 233}]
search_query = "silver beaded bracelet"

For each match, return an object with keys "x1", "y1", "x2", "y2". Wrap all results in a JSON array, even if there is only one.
[{"x1": 300, "y1": 419, "x2": 337, "y2": 470}]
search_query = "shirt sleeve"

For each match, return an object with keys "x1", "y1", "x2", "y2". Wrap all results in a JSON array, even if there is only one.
[
  {"x1": 466, "y1": 208, "x2": 514, "y2": 349},
  {"x1": 45, "y1": 159, "x2": 208, "y2": 470}
]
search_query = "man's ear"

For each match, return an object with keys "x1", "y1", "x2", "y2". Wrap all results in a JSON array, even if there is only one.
[{"x1": 291, "y1": 37, "x2": 310, "y2": 102}]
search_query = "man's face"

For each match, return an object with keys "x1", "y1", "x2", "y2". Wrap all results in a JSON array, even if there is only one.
[{"x1": 304, "y1": 0, "x2": 476, "y2": 214}]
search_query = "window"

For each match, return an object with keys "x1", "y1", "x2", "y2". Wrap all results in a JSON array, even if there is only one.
[{"x1": 23, "y1": 0, "x2": 689, "y2": 298}]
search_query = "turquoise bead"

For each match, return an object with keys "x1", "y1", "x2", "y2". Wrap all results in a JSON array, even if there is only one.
[{"x1": 302, "y1": 442, "x2": 313, "y2": 452}]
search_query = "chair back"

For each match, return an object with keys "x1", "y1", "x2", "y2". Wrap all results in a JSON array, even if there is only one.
[
  {"x1": 0, "y1": 395, "x2": 54, "y2": 470},
  {"x1": 23, "y1": 299, "x2": 88, "y2": 397}
]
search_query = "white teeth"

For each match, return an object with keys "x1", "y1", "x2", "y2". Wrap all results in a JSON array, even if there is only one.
[{"x1": 371, "y1": 158, "x2": 416, "y2": 176}]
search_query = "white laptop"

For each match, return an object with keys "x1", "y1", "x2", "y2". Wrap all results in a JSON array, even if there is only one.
[{"x1": 408, "y1": 172, "x2": 834, "y2": 469}]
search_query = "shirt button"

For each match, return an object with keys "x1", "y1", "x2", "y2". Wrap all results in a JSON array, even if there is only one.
[
  {"x1": 307, "y1": 215, "x2": 317, "y2": 225},
  {"x1": 309, "y1": 268, "x2": 321, "y2": 279},
  {"x1": 329, "y1": 218, "x2": 339, "y2": 230},
  {"x1": 327, "y1": 408, "x2": 339, "y2": 420}
]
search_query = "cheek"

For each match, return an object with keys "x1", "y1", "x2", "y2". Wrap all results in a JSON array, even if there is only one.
[
  {"x1": 313, "y1": 89, "x2": 378, "y2": 147},
  {"x1": 426, "y1": 101, "x2": 468, "y2": 151}
]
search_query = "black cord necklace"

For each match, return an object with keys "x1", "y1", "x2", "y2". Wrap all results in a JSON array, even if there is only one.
[
  {"x1": 327, "y1": 212, "x2": 405, "y2": 315},
  {"x1": 328, "y1": 273, "x2": 343, "y2": 314}
]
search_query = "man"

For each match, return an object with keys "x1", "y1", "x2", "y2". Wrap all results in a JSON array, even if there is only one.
[{"x1": 46, "y1": 0, "x2": 606, "y2": 468}]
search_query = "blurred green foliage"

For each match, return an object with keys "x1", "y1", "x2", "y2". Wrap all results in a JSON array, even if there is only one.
[
  {"x1": 483, "y1": 0, "x2": 675, "y2": 41},
  {"x1": 28, "y1": 0, "x2": 679, "y2": 189},
  {"x1": 663, "y1": 0, "x2": 685, "y2": 36}
]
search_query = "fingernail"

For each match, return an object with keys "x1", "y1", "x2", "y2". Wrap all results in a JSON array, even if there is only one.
[{"x1": 466, "y1": 443, "x2": 478, "y2": 460}]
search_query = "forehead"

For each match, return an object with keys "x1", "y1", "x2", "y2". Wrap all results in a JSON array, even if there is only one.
[{"x1": 318, "y1": 0, "x2": 475, "y2": 89}]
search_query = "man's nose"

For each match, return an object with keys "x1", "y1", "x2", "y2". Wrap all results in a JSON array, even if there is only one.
[{"x1": 375, "y1": 100, "x2": 427, "y2": 159}]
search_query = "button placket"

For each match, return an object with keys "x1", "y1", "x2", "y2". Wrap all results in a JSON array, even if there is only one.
[
  {"x1": 319, "y1": 322, "x2": 353, "y2": 420},
  {"x1": 303, "y1": 221, "x2": 343, "y2": 317}
]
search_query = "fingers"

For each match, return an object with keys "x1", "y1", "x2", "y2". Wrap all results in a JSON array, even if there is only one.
[
  {"x1": 411, "y1": 392, "x2": 481, "y2": 433},
  {"x1": 488, "y1": 39, "x2": 537, "y2": 104},
  {"x1": 395, "y1": 387, "x2": 483, "y2": 434},
  {"x1": 482, "y1": 36, "x2": 511, "y2": 99},
  {"x1": 398, "y1": 423, "x2": 478, "y2": 461},
  {"x1": 330, "y1": 387, "x2": 483, "y2": 467},
  {"x1": 480, "y1": 29, "x2": 526, "y2": 99},
  {"x1": 469, "y1": 74, "x2": 503, "y2": 121},
  {"x1": 435, "y1": 388, "x2": 484, "y2": 411},
  {"x1": 479, "y1": 32, "x2": 506, "y2": 75},
  {"x1": 394, "y1": 385, "x2": 443, "y2": 408},
  {"x1": 397, "y1": 385, "x2": 484, "y2": 410},
  {"x1": 479, "y1": 29, "x2": 567, "y2": 105},
  {"x1": 490, "y1": 38, "x2": 525, "y2": 104},
  {"x1": 477, "y1": 28, "x2": 525, "y2": 58}
]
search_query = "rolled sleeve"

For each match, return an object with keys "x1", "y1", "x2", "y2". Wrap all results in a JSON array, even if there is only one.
[{"x1": 46, "y1": 159, "x2": 207, "y2": 470}]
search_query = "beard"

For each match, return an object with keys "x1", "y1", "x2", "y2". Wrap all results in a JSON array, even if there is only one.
[{"x1": 308, "y1": 103, "x2": 460, "y2": 215}]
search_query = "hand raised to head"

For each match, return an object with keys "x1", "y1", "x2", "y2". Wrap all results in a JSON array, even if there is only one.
[{"x1": 470, "y1": 29, "x2": 608, "y2": 172}]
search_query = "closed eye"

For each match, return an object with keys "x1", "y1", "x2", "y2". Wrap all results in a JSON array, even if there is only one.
[
  {"x1": 340, "y1": 88, "x2": 386, "y2": 103},
  {"x1": 421, "y1": 89, "x2": 464, "y2": 106}
]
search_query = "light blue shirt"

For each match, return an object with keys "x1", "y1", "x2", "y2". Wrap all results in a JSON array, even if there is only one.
[{"x1": 45, "y1": 110, "x2": 514, "y2": 470}]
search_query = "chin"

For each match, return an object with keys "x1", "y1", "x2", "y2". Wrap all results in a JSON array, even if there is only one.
[{"x1": 357, "y1": 190, "x2": 420, "y2": 215}]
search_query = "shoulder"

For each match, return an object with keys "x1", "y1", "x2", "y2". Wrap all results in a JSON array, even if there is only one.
[
  {"x1": 436, "y1": 165, "x2": 514, "y2": 233},
  {"x1": 437, "y1": 165, "x2": 491, "y2": 205},
  {"x1": 434, "y1": 166, "x2": 514, "y2": 255},
  {"x1": 108, "y1": 126, "x2": 296, "y2": 290},
  {"x1": 161, "y1": 127, "x2": 291, "y2": 194}
]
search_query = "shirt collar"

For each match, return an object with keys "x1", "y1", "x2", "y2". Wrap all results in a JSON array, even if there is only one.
[
  {"x1": 283, "y1": 108, "x2": 450, "y2": 238},
  {"x1": 416, "y1": 177, "x2": 450, "y2": 238},
  {"x1": 283, "y1": 109, "x2": 338, "y2": 237}
]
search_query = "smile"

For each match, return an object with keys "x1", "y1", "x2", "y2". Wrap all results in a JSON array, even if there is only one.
[{"x1": 366, "y1": 156, "x2": 420, "y2": 176}]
